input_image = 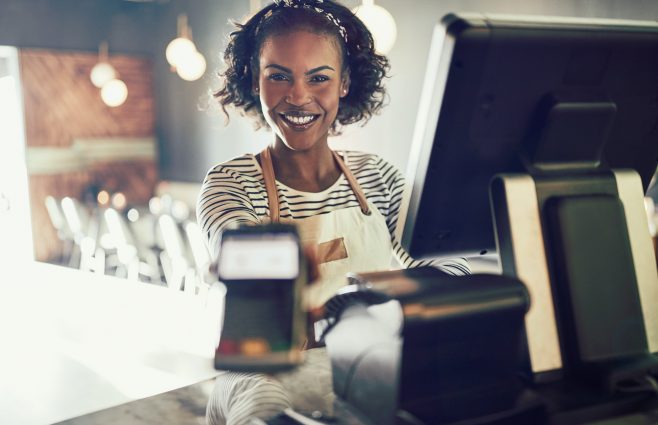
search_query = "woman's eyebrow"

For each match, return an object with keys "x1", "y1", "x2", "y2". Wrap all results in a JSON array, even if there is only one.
[
  {"x1": 264, "y1": 64, "x2": 335, "y2": 75},
  {"x1": 306, "y1": 65, "x2": 335, "y2": 75},
  {"x1": 265, "y1": 64, "x2": 292, "y2": 73}
]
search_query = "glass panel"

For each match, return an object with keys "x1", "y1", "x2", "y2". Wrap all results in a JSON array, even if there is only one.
[{"x1": 0, "y1": 46, "x2": 33, "y2": 274}]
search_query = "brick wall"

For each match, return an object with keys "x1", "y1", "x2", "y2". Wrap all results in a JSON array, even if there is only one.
[{"x1": 20, "y1": 49, "x2": 157, "y2": 262}]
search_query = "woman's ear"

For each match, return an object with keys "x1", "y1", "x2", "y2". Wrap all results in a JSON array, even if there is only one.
[
  {"x1": 252, "y1": 72, "x2": 260, "y2": 96},
  {"x1": 340, "y1": 73, "x2": 350, "y2": 98}
]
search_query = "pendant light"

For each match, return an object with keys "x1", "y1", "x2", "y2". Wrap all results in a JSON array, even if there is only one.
[
  {"x1": 353, "y1": 0, "x2": 397, "y2": 54},
  {"x1": 90, "y1": 42, "x2": 117, "y2": 88},
  {"x1": 91, "y1": 41, "x2": 128, "y2": 108},
  {"x1": 165, "y1": 14, "x2": 207, "y2": 81},
  {"x1": 100, "y1": 79, "x2": 128, "y2": 107}
]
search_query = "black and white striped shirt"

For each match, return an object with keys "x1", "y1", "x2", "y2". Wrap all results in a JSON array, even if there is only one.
[{"x1": 197, "y1": 150, "x2": 470, "y2": 275}]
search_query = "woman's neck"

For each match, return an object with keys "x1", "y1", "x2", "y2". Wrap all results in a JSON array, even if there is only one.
[{"x1": 269, "y1": 139, "x2": 341, "y2": 192}]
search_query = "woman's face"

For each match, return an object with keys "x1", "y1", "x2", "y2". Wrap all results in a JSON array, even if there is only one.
[{"x1": 256, "y1": 30, "x2": 349, "y2": 152}]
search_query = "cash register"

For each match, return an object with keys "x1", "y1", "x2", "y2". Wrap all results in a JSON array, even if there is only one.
[{"x1": 318, "y1": 13, "x2": 658, "y2": 425}]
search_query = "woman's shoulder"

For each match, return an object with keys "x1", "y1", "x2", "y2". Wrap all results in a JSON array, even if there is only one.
[
  {"x1": 340, "y1": 149, "x2": 376, "y2": 161},
  {"x1": 204, "y1": 153, "x2": 261, "y2": 180},
  {"x1": 340, "y1": 150, "x2": 402, "y2": 177},
  {"x1": 341, "y1": 150, "x2": 380, "y2": 169}
]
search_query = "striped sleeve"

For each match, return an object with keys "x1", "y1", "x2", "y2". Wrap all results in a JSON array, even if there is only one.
[
  {"x1": 197, "y1": 165, "x2": 261, "y2": 259},
  {"x1": 206, "y1": 372, "x2": 291, "y2": 425},
  {"x1": 377, "y1": 157, "x2": 471, "y2": 276}
]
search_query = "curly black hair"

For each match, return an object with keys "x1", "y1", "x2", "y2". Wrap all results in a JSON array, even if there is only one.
[{"x1": 215, "y1": 0, "x2": 390, "y2": 131}]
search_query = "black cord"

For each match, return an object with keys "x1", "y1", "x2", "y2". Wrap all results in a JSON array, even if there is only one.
[
  {"x1": 396, "y1": 409, "x2": 427, "y2": 425},
  {"x1": 318, "y1": 289, "x2": 389, "y2": 342},
  {"x1": 616, "y1": 374, "x2": 658, "y2": 396},
  {"x1": 646, "y1": 374, "x2": 658, "y2": 395}
]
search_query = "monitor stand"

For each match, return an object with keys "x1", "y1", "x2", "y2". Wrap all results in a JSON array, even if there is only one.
[{"x1": 490, "y1": 170, "x2": 658, "y2": 419}]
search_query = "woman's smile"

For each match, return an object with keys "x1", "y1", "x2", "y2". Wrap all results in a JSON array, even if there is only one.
[{"x1": 278, "y1": 111, "x2": 321, "y2": 130}]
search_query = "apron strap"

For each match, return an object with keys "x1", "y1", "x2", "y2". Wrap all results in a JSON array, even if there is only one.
[
  {"x1": 260, "y1": 147, "x2": 280, "y2": 223},
  {"x1": 259, "y1": 148, "x2": 371, "y2": 222},
  {"x1": 332, "y1": 151, "x2": 371, "y2": 216}
]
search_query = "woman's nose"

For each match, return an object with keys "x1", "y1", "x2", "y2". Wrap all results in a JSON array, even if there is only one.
[{"x1": 285, "y1": 81, "x2": 311, "y2": 106}]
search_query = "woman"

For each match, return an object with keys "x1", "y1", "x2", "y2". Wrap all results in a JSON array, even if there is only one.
[{"x1": 198, "y1": 1, "x2": 470, "y2": 423}]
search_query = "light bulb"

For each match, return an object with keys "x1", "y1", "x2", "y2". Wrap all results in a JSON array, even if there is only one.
[
  {"x1": 100, "y1": 79, "x2": 128, "y2": 107},
  {"x1": 353, "y1": 2, "x2": 397, "y2": 54},
  {"x1": 90, "y1": 62, "x2": 117, "y2": 88},
  {"x1": 148, "y1": 197, "x2": 162, "y2": 215},
  {"x1": 171, "y1": 200, "x2": 190, "y2": 221},
  {"x1": 165, "y1": 37, "x2": 197, "y2": 67},
  {"x1": 111, "y1": 192, "x2": 127, "y2": 210},
  {"x1": 176, "y1": 50, "x2": 207, "y2": 81},
  {"x1": 97, "y1": 190, "x2": 110, "y2": 206},
  {"x1": 127, "y1": 208, "x2": 140, "y2": 223}
]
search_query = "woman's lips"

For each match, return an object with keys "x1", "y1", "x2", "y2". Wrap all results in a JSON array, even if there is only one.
[{"x1": 279, "y1": 112, "x2": 320, "y2": 130}]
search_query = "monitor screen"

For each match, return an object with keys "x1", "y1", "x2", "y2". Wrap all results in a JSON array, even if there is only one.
[{"x1": 397, "y1": 14, "x2": 658, "y2": 260}]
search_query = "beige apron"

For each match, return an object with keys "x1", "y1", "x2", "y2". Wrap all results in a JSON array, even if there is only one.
[
  {"x1": 206, "y1": 149, "x2": 395, "y2": 425},
  {"x1": 260, "y1": 147, "x2": 393, "y2": 306}
]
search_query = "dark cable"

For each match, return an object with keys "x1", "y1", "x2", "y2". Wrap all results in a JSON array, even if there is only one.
[{"x1": 646, "y1": 375, "x2": 658, "y2": 396}]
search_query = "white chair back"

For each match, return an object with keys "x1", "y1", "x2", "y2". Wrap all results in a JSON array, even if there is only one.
[
  {"x1": 61, "y1": 197, "x2": 89, "y2": 242},
  {"x1": 45, "y1": 196, "x2": 72, "y2": 239},
  {"x1": 184, "y1": 221, "x2": 211, "y2": 278}
]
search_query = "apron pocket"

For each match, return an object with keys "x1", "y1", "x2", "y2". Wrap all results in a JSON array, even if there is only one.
[{"x1": 317, "y1": 237, "x2": 348, "y2": 264}]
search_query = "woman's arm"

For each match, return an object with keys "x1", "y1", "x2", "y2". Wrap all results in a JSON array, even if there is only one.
[
  {"x1": 197, "y1": 166, "x2": 261, "y2": 259},
  {"x1": 377, "y1": 157, "x2": 471, "y2": 276}
]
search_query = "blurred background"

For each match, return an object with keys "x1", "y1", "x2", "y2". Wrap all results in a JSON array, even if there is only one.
[{"x1": 2, "y1": 0, "x2": 658, "y2": 292}]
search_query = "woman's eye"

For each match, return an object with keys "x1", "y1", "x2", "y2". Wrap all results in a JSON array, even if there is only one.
[
  {"x1": 268, "y1": 74, "x2": 289, "y2": 82},
  {"x1": 310, "y1": 75, "x2": 330, "y2": 83}
]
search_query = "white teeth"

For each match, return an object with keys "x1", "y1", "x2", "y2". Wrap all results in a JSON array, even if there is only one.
[{"x1": 284, "y1": 114, "x2": 315, "y2": 125}]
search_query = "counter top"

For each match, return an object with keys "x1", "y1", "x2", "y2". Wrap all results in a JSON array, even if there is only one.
[{"x1": 0, "y1": 262, "x2": 220, "y2": 425}]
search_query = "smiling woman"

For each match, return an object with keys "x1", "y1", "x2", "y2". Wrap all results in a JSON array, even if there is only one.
[
  {"x1": 213, "y1": 0, "x2": 387, "y2": 131},
  {"x1": 197, "y1": 1, "x2": 470, "y2": 424},
  {"x1": 257, "y1": 30, "x2": 348, "y2": 189}
]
